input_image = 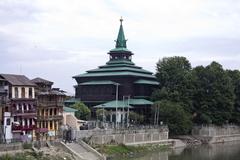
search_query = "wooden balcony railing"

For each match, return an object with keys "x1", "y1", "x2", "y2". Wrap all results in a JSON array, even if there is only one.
[
  {"x1": 37, "y1": 115, "x2": 63, "y2": 121},
  {"x1": 37, "y1": 101, "x2": 64, "y2": 107},
  {"x1": 12, "y1": 109, "x2": 36, "y2": 116},
  {"x1": 12, "y1": 125, "x2": 36, "y2": 131}
]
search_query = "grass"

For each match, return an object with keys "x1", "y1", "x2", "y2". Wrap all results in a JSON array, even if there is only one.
[
  {"x1": 98, "y1": 143, "x2": 169, "y2": 156},
  {"x1": 0, "y1": 151, "x2": 73, "y2": 160}
]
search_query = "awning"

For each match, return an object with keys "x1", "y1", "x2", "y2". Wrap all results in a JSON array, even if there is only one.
[
  {"x1": 94, "y1": 101, "x2": 133, "y2": 109},
  {"x1": 134, "y1": 79, "x2": 159, "y2": 85},
  {"x1": 93, "y1": 98, "x2": 153, "y2": 109}
]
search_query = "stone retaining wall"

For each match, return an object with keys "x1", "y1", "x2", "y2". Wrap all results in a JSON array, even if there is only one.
[
  {"x1": 192, "y1": 125, "x2": 240, "y2": 144},
  {"x1": 88, "y1": 130, "x2": 168, "y2": 145}
]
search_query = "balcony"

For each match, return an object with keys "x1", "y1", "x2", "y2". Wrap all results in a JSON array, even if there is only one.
[
  {"x1": 35, "y1": 128, "x2": 48, "y2": 133},
  {"x1": 12, "y1": 109, "x2": 36, "y2": 116},
  {"x1": 37, "y1": 115, "x2": 63, "y2": 121},
  {"x1": 37, "y1": 101, "x2": 64, "y2": 107},
  {"x1": 12, "y1": 125, "x2": 36, "y2": 132}
]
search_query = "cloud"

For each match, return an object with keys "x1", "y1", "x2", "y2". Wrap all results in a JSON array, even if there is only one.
[{"x1": 1, "y1": 0, "x2": 240, "y2": 93}]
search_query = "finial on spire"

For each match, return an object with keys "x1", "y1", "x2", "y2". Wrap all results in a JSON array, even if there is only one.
[{"x1": 120, "y1": 16, "x2": 123, "y2": 25}]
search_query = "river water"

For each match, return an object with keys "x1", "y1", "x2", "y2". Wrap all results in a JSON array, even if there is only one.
[{"x1": 113, "y1": 141, "x2": 240, "y2": 160}]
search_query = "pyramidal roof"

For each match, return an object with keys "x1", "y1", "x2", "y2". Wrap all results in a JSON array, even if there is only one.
[{"x1": 73, "y1": 18, "x2": 157, "y2": 80}]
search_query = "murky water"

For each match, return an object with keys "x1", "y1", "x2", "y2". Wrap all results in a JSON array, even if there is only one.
[{"x1": 113, "y1": 141, "x2": 240, "y2": 160}]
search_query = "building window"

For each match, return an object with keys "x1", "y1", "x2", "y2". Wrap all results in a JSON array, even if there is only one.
[
  {"x1": 23, "y1": 104, "x2": 27, "y2": 111},
  {"x1": 54, "y1": 108, "x2": 57, "y2": 115},
  {"x1": 29, "y1": 88, "x2": 32, "y2": 98},
  {"x1": 50, "y1": 109, "x2": 52, "y2": 116},
  {"x1": 6, "y1": 118, "x2": 10, "y2": 125},
  {"x1": 21, "y1": 87, "x2": 25, "y2": 98},
  {"x1": 15, "y1": 87, "x2": 18, "y2": 98},
  {"x1": 50, "y1": 121, "x2": 53, "y2": 129}
]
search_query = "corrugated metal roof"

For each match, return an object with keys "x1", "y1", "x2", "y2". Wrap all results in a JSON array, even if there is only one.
[
  {"x1": 94, "y1": 101, "x2": 134, "y2": 109},
  {"x1": 0, "y1": 74, "x2": 36, "y2": 86},
  {"x1": 63, "y1": 106, "x2": 78, "y2": 112},
  {"x1": 38, "y1": 90, "x2": 65, "y2": 96},
  {"x1": 134, "y1": 79, "x2": 159, "y2": 85},
  {"x1": 31, "y1": 77, "x2": 53, "y2": 85}
]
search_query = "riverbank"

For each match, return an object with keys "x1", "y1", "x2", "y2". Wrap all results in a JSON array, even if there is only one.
[
  {"x1": 0, "y1": 143, "x2": 77, "y2": 160},
  {"x1": 94, "y1": 143, "x2": 168, "y2": 159},
  {"x1": 0, "y1": 151, "x2": 73, "y2": 160}
]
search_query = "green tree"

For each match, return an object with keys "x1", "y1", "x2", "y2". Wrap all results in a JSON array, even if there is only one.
[
  {"x1": 192, "y1": 62, "x2": 235, "y2": 125},
  {"x1": 227, "y1": 70, "x2": 240, "y2": 124},
  {"x1": 129, "y1": 112, "x2": 144, "y2": 124},
  {"x1": 154, "y1": 100, "x2": 192, "y2": 135},
  {"x1": 71, "y1": 102, "x2": 91, "y2": 120},
  {"x1": 154, "y1": 56, "x2": 194, "y2": 112},
  {"x1": 96, "y1": 109, "x2": 109, "y2": 121}
]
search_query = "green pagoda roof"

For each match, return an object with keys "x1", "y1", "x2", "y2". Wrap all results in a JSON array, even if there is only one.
[
  {"x1": 93, "y1": 98, "x2": 153, "y2": 109},
  {"x1": 79, "y1": 80, "x2": 119, "y2": 86},
  {"x1": 73, "y1": 18, "x2": 158, "y2": 82},
  {"x1": 88, "y1": 67, "x2": 152, "y2": 74},
  {"x1": 134, "y1": 79, "x2": 159, "y2": 85},
  {"x1": 74, "y1": 71, "x2": 155, "y2": 78}
]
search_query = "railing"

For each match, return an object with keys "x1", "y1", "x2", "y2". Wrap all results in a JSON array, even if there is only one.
[
  {"x1": 37, "y1": 101, "x2": 64, "y2": 107},
  {"x1": 37, "y1": 115, "x2": 63, "y2": 120},
  {"x1": 12, "y1": 109, "x2": 36, "y2": 114},
  {"x1": 12, "y1": 125, "x2": 36, "y2": 131}
]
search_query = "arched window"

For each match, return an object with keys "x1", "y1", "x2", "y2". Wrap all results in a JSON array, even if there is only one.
[
  {"x1": 21, "y1": 87, "x2": 25, "y2": 98},
  {"x1": 29, "y1": 88, "x2": 32, "y2": 98},
  {"x1": 15, "y1": 87, "x2": 18, "y2": 98}
]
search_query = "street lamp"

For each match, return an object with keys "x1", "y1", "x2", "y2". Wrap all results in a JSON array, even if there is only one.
[{"x1": 114, "y1": 83, "x2": 119, "y2": 129}]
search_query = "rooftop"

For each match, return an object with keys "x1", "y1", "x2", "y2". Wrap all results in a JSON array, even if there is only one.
[
  {"x1": 31, "y1": 77, "x2": 54, "y2": 85},
  {"x1": 63, "y1": 106, "x2": 78, "y2": 113},
  {"x1": 0, "y1": 74, "x2": 36, "y2": 86},
  {"x1": 94, "y1": 98, "x2": 153, "y2": 109}
]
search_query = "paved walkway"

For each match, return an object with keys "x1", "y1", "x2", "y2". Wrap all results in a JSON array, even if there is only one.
[{"x1": 66, "y1": 142, "x2": 100, "y2": 160}]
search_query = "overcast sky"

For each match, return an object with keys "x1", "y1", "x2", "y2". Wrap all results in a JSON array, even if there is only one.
[{"x1": 1, "y1": 0, "x2": 240, "y2": 94}]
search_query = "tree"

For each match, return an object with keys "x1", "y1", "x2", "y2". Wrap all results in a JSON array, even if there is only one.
[
  {"x1": 154, "y1": 56, "x2": 194, "y2": 112},
  {"x1": 192, "y1": 62, "x2": 235, "y2": 125},
  {"x1": 71, "y1": 102, "x2": 91, "y2": 120},
  {"x1": 153, "y1": 100, "x2": 192, "y2": 135},
  {"x1": 129, "y1": 112, "x2": 144, "y2": 124},
  {"x1": 227, "y1": 70, "x2": 240, "y2": 124},
  {"x1": 96, "y1": 109, "x2": 109, "y2": 121}
]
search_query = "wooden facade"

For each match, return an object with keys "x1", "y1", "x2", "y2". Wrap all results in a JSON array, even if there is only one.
[{"x1": 32, "y1": 78, "x2": 65, "y2": 140}]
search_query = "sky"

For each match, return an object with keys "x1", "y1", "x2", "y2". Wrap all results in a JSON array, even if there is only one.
[{"x1": 1, "y1": 0, "x2": 240, "y2": 94}]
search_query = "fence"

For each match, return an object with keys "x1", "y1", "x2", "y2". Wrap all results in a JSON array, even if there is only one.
[
  {"x1": 192, "y1": 124, "x2": 240, "y2": 137},
  {"x1": 74, "y1": 125, "x2": 168, "y2": 139}
]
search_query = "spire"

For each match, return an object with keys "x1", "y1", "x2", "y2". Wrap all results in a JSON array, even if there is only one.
[{"x1": 115, "y1": 17, "x2": 127, "y2": 48}]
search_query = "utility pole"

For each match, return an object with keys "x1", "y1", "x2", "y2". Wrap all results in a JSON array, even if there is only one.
[
  {"x1": 115, "y1": 83, "x2": 119, "y2": 129},
  {"x1": 123, "y1": 95, "x2": 130, "y2": 128}
]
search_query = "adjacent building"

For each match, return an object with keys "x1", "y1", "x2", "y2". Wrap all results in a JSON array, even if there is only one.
[
  {"x1": 0, "y1": 74, "x2": 37, "y2": 142},
  {"x1": 31, "y1": 78, "x2": 65, "y2": 140},
  {"x1": 73, "y1": 19, "x2": 159, "y2": 123}
]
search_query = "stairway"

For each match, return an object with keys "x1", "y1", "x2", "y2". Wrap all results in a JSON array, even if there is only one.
[{"x1": 65, "y1": 142, "x2": 101, "y2": 160}]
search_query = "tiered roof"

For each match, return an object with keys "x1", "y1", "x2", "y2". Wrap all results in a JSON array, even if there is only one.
[{"x1": 73, "y1": 18, "x2": 158, "y2": 84}]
